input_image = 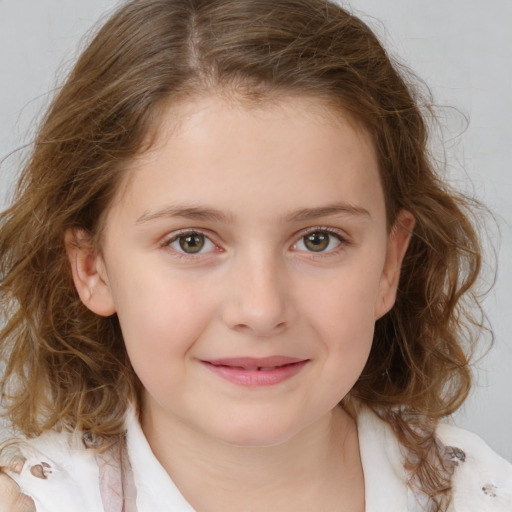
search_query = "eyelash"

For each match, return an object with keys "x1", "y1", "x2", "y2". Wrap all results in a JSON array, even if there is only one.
[
  {"x1": 161, "y1": 227, "x2": 349, "y2": 260},
  {"x1": 161, "y1": 229, "x2": 221, "y2": 259},
  {"x1": 292, "y1": 227, "x2": 349, "y2": 258}
]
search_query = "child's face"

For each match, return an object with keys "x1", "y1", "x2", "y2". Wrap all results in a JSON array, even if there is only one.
[{"x1": 70, "y1": 95, "x2": 412, "y2": 446}]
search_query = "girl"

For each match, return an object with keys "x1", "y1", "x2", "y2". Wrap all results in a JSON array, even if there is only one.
[{"x1": 0, "y1": 0, "x2": 511, "y2": 511}]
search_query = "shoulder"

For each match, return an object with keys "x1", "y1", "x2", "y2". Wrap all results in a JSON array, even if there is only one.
[
  {"x1": 436, "y1": 423, "x2": 512, "y2": 511},
  {"x1": 356, "y1": 406, "x2": 512, "y2": 511},
  {"x1": 0, "y1": 429, "x2": 103, "y2": 512}
]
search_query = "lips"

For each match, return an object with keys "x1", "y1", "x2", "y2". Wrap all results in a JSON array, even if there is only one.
[{"x1": 200, "y1": 356, "x2": 309, "y2": 386}]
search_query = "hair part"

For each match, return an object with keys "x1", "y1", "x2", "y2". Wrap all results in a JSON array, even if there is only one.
[{"x1": 0, "y1": 1, "x2": 487, "y2": 509}]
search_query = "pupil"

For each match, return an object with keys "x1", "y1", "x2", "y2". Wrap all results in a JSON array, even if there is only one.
[
  {"x1": 305, "y1": 232, "x2": 329, "y2": 252},
  {"x1": 179, "y1": 233, "x2": 205, "y2": 253}
]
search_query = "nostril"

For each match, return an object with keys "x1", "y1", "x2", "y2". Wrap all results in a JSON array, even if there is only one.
[{"x1": 232, "y1": 323, "x2": 252, "y2": 333}]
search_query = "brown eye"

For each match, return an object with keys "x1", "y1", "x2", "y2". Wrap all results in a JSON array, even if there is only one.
[
  {"x1": 167, "y1": 231, "x2": 217, "y2": 256},
  {"x1": 294, "y1": 230, "x2": 343, "y2": 253},
  {"x1": 304, "y1": 232, "x2": 330, "y2": 252},
  {"x1": 178, "y1": 233, "x2": 205, "y2": 253}
]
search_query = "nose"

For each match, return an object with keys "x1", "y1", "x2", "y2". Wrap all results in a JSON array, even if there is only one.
[{"x1": 221, "y1": 253, "x2": 296, "y2": 337}]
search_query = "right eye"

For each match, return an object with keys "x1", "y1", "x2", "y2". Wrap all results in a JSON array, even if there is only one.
[
  {"x1": 292, "y1": 229, "x2": 344, "y2": 254},
  {"x1": 167, "y1": 231, "x2": 217, "y2": 255}
]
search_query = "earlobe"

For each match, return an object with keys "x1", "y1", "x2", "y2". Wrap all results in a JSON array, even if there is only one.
[
  {"x1": 65, "y1": 229, "x2": 116, "y2": 317},
  {"x1": 375, "y1": 210, "x2": 415, "y2": 319}
]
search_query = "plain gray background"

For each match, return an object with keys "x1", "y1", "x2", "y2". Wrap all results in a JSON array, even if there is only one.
[{"x1": 0, "y1": 0, "x2": 511, "y2": 462}]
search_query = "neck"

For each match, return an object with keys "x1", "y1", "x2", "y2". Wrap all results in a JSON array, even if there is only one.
[{"x1": 141, "y1": 404, "x2": 364, "y2": 512}]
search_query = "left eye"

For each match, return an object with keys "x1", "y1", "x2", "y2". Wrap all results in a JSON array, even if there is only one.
[
  {"x1": 294, "y1": 230, "x2": 342, "y2": 253},
  {"x1": 168, "y1": 232, "x2": 216, "y2": 254}
]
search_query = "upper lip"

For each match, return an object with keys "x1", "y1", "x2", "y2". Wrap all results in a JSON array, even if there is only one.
[{"x1": 202, "y1": 356, "x2": 308, "y2": 370}]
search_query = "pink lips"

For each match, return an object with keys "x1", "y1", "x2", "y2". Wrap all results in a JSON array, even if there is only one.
[{"x1": 201, "y1": 356, "x2": 309, "y2": 387}]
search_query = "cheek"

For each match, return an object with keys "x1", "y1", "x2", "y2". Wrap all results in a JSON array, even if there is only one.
[
  {"x1": 109, "y1": 268, "x2": 214, "y2": 371},
  {"x1": 303, "y1": 264, "x2": 382, "y2": 336},
  {"x1": 299, "y1": 263, "x2": 381, "y2": 379}
]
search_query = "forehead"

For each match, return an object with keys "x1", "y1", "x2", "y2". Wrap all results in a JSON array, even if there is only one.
[{"x1": 106, "y1": 94, "x2": 384, "y2": 226}]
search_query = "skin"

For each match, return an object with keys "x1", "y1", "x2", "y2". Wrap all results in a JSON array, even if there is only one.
[
  {"x1": 67, "y1": 95, "x2": 414, "y2": 511},
  {"x1": 0, "y1": 473, "x2": 35, "y2": 512}
]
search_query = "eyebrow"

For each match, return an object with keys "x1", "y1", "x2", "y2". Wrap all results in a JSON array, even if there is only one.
[
  {"x1": 135, "y1": 202, "x2": 371, "y2": 225},
  {"x1": 136, "y1": 206, "x2": 232, "y2": 224},
  {"x1": 285, "y1": 203, "x2": 371, "y2": 222}
]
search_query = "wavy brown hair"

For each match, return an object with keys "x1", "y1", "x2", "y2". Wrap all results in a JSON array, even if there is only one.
[{"x1": 0, "y1": 0, "x2": 485, "y2": 509}]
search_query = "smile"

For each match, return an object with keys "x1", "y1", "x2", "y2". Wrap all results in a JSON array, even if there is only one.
[{"x1": 200, "y1": 357, "x2": 309, "y2": 387}]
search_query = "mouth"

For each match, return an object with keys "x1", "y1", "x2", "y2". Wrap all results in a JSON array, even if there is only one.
[{"x1": 200, "y1": 356, "x2": 309, "y2": 387}]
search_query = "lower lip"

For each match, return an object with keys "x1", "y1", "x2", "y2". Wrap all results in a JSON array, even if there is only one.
[{"x1": 201, "y1": 360, "x2": 309, "y2": 387}]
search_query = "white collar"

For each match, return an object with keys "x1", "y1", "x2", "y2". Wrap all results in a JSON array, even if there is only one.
[
  {"x1": 125, "y1": 411, "x2": 195, "y2": 511},
  {"x1": 356, "y1": 407, "x2": 425, "y2": 512}
]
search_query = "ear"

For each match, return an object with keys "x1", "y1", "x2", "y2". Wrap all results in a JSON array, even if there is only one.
[
  {"x1": 65, "y1": 229, "x2": 116, "y2": 317},
  {"x1": 374, "y1": 210, "x2": 415, "y2": 320}
]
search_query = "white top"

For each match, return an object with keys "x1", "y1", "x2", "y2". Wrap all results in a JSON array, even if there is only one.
[{"x1": 3, "y1": 407, "x2": 512, "y2": 511}]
